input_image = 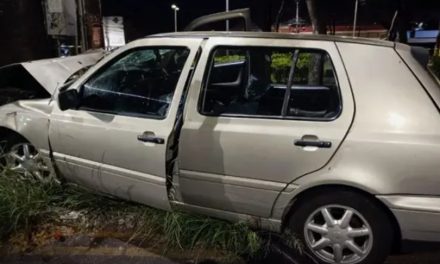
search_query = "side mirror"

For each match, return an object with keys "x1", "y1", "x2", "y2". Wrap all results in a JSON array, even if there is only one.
[{"x1": 58, "y1": 89, "x2": 79, "y2": 111}]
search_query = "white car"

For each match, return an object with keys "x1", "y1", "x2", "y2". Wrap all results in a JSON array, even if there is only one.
[{"x1": 1, "y1": 32, "x2": 440, "y2": 264}]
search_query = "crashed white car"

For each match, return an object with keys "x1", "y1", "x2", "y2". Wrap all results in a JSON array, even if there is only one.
[{"x1": 2, "y1": 32, "x2": 440, "y2": 264}]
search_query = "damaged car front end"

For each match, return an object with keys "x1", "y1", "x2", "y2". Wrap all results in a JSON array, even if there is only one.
[{"x1": 0, "y1": 51, "x2": 105, "y2": 181}]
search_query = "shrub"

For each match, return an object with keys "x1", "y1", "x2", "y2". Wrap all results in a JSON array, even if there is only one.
[{"x1": 214, "y1": 52, "x2": 315, "y2": 85}]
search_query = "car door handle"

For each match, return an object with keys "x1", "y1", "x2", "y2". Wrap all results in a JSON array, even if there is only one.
[
  {"x1": 294, "y1": 138, "x2": 332, "y2": 149},
  {"x1": 137, "y1": 133, "x2": 165, "y2": 144}
]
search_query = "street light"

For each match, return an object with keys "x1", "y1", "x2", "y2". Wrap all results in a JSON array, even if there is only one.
[
  {"x1": 171, "y1": 4, "x2": 180, "y2": 32},
  {"x1": 295, "y1": 0, "x2": 300, "y2": 33}
]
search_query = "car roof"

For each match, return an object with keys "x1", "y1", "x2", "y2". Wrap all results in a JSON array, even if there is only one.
[{"x1": 149, "y1": 31, "x2": 395, "y2": 48}]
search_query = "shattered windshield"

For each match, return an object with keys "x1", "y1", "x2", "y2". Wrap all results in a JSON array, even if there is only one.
[{"x1": 64, "y1": 50, "x2": 114, "y2": 85}]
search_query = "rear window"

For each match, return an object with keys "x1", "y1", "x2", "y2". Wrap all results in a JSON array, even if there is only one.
[{"x1": 200, "y1": 46, "x2": 341, "y2": 120}]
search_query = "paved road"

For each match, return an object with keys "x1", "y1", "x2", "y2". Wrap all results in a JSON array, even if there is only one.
[
  {"x1": 2, "y1": 236, "x2": 440, "y2": 264},
  {"x1": 0, "y1": 255, "x2": 176, "y2": 264},
  {"x1": 0, "y1": 236, "x2": 179, "y2": 264},
  {"x1": 3, "y1": 252, "x2": 440, "y2": 264},
  {"x1": 386, "y1": 242, "x2": 440, "y2": 264}
]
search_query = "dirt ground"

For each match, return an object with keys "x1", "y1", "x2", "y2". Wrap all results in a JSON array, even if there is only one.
[
  {"x1": 2, "y1": 222, "x2": 439, "y2": 264},
  {"x1": 2, "y1": 235, "x2": 440, "y2": 264},
  {"x1": 3, "y1": 249, "x2": 440, "y2": 264}
]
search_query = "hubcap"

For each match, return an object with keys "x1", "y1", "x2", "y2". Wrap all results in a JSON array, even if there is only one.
[
  {"x1": 1, "y1": 143, "x2": 55, "y2": 183},
  {"x1": 304, "y1": 205, "x2": 373, "y2": 264}
]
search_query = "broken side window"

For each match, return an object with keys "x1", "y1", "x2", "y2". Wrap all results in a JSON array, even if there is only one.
[{"x1": 79, "y1": 47, "x2": 190, "y2": 119}]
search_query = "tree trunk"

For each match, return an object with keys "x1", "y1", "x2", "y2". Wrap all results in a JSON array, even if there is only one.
[
  {"x1": 274, "y1": 0, "x2": 286, "y2": 32},
  {"x1": 305, "y1": 0, "x2": 327, "y2": 34},
  {"x1": 308, "y1": 53, "x2": 324, "y2": 86},
  {"x1": 396, "y1": 0, "x2": 409, "y2": 43},
  {"x1": 250, "y1": 0, "x2": 279, "y2": 32}
]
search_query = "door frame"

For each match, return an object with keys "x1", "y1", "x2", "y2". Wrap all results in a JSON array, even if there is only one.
[
  {"x1": 175, "y1": 37, "x2": 355, "y2": 219},
  {"x1": 48, "y1": 37, "x2": 204, "y2": 211}
]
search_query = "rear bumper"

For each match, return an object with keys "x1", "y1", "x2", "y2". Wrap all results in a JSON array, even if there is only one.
[{"x1": 377, "y1": 195, "x2": 440, "y2": 242}]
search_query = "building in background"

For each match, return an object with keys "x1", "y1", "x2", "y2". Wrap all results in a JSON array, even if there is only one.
[
  {"x1": 44, "y1": 0, "x2": 78, "y2": 56},
  {"x1": 44, "y1": 0, "x2": 103, "y2": 55},
  {"x1": 45, "y1": 0, "x2": 77, "y2": 36},
  {"x1": 0, "y1": 0, "x2": 104, "y2": 66}
]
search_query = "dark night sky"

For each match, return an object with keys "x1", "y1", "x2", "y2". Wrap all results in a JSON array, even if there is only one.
[
  {"x1": 102, "y1": 0, "x2": 251, "y2": 40},
  {"x1": 99, "y1": 0, "x2": 349, "y2": 41},
  {"x1": 101, "y1": 0, "x2": 440, "y2": 42},
  {"x1": 1, "y1": 0, "x2": 439, "y2": 66}
]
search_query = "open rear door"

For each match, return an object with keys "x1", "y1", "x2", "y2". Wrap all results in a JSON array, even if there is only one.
[{"x1": 184, "y1": 8, "x2": 257, "y2": 32}]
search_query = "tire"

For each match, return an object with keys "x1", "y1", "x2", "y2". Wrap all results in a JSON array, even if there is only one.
[
  {"x1": 0, "y1": 133, "x2": 24, "y2": 164},
  {"x1": 287, "y1": 189, "x2": 393, "y2": 264},
  {"x1": 0, "y1": 134, "x2": 56, "y2": 183}
]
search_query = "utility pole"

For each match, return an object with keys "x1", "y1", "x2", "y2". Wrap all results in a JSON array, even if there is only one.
[
  {"x1": 75, "y1": 0, "x2": 79, "y2": 54},
  {"x1": 171, "y1": 4, "x2": 179, "y2": 32},
  {"x1": 295, "y1": 0, "x2": 300, "y2": 33},
  {"x1": 78, "y1": 0, "x2": 87, "y2": 52},
  {"x1": 353, "y1": 0, "x2": 359, "y2": 37},
  {"x1": 226, "y1": 0, "x2": 230, "y2": 31}
]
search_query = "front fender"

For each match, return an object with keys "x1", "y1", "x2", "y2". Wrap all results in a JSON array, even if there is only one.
[{"x1": 0, "y1": 99, "x2": 52, "y2": 153}]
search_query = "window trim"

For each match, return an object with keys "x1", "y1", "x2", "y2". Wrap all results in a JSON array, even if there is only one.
[
  {"x1": 198, "y1": 45, "x2": 343, "y2": 122},
  {"x1": 76, "y1": 46, "x2": 191, "y2": 120}
]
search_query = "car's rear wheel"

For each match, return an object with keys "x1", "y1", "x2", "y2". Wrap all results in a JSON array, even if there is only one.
[
  {"x1": 287, "y1": 189, "x2": 393, "y2": 264},
  {"x1": 1, "y1": 135, "x2": 56, "y2": 183}
]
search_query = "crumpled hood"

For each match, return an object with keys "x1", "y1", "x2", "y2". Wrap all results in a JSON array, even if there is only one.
[{"x1": 18, "y1": 50, "x2": 105, "y2": 94}]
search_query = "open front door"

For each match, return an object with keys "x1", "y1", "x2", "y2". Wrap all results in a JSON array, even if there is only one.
[{"x1": 49, "y1": 38, "x2": 202, "y2": 211}]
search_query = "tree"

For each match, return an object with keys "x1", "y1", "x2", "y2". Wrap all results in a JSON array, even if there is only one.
[
  {"x1": 305, "y1": 0, "x2": 327, "y2": 34},
  {"x1": 251, "y1": 0, "x2": 440, "y2": 41},
  {"x1": 251, "y1": 0, "x2": 331, "y2": 34},
  {"x1": 395, "y1": 0, "x2": 409, "y2": 43},
  {"x1": 274, "y1": 0, "x2": 287, "y2": 32},
  {"x1": 250, "y1": 0, "x2": 281, "y2": 31}
]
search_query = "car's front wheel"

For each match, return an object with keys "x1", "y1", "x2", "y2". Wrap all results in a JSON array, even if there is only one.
[
  {"x1": 1, "y1": 135, "x2": 56, "y2": 183},
  {"x1": 288, "y1": 189, "x2": 394, "y2": 264}
]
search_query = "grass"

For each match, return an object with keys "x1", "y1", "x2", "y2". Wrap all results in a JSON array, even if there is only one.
[
  {"x1": 0, "y1": 172, "x2": 55, "y2": 240},
  {"x1": 163, "y1": 212, "x2": 261, "y2": 255},
  {"x1": 0, "y1": 170, "x2": 263, "y2": 260}
]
